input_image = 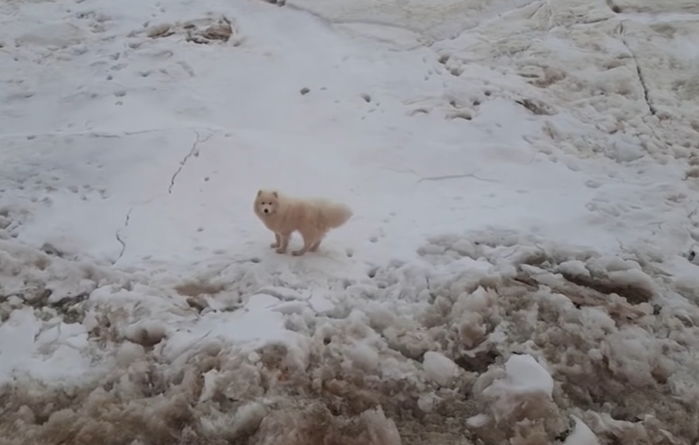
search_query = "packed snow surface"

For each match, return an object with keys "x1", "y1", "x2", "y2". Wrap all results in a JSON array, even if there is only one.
[{"x1": 1, "y1": 0, "x2": 699, "y2": 443}]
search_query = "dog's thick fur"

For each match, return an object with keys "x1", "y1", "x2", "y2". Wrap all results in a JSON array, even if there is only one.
[{"x1": 254, "y1": 189, "x2": 352, "y2": 256}]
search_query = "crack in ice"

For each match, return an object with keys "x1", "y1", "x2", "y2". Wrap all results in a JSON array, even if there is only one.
[
  {"x1": 417, "y1": 172, "x2": 499, "y2": 184},
  {"x1": 115, "y1": 208, "x2": 133, "y2": 263},
  {"x1": 168, "y1": 131, "x2": 211, "y2": 194},
  {"x1": 381, "y1": 166, "x2": 499, "y2": 184},
  {"x1": 618, "y1": 23, "x2": 656, "y2": 116},
  {"x1": 0, "y1": 126, "x2": 226, "y2": 141}
]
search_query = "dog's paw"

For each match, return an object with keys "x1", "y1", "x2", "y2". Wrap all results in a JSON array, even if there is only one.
[
  {"x1": 276, "y1": 248, "x2": 287, "y2": 254},
  {"x1": 292, "y1": 250, "x2": 305, "y2": 256},
  {"x1": 270, "y1": 243, "x2": 279, "y2": 248}
]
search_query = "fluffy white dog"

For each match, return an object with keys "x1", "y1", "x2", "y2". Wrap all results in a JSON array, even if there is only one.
[{"x1": 254, "y1": 189, "x2": 352, "y2": 256}]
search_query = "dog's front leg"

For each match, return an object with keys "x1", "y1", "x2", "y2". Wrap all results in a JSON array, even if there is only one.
[
  {"x1": 276, "y1": 233, "x2": 290, "y2": 254},
  {"x1": 270, "y1": 233, "x2": 281, "y2": 248}
]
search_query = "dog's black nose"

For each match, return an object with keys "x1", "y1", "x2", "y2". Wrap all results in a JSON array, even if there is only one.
[{"x1": 264, "y1": 209, "x2": 269, "y2": 213}]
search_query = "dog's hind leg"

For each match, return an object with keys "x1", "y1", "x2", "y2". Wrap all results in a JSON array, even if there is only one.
[
  {"x1": 292, "y1": 234, "x2": 315, "y2": 256},
  {"x1": 309, "y1": 231, "x2": 328, "y2": 252},
  {"x1": 270, "y1": 233, "x2": 280, "y2": 249},
  {"x1": 309, "y1": 236, "x2": 324, "y2": 252}
]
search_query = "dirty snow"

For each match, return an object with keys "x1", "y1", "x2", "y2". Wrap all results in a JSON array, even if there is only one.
[{"x1": 1, "y1": 0, "x2": 699, "y2": 443}]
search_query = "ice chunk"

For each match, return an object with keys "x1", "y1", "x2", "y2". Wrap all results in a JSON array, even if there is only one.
[
  {"x1": 123, "y1": 321, "x2": 168, "y2": 347},
  {"x1": 482, "y1": 354, "x2": 554, "y2": 421},
  {"x1": 115, "y1": 341, "x2": 145, "y2": 368},
  {"x1": 563, "y1": 416, "x2": 599, "y2": 445},
  {"x1": 458, "y1": 312, "x2": 487, "y2": 348},
  {"x1": 360, "y1": 407, "x2": 401, "y2": 445},
  {"x1": 230, "y1": 402, "x2": 267, "y2": 438},
  {"x1": 423, "y1": 351, "x2": 460, "y2": 385},
  {"x1": 501, "y1": 354, "x2": 553, "y2": 396},
  {"x1": 466, "y1": 413, "x2": 490, "y2": 428},
  {"x1": 417, "y1": 392, "x2": 440, "y2": 413},
  {"x1": 347, "y1": 342, "x2": 380, "y2": 372},
  {"x1": 198, "y1": 369, "x2": 219, "y2": 403},
  {"x1": 558, "y1": 260, "x2": 590, "y2": 278}
]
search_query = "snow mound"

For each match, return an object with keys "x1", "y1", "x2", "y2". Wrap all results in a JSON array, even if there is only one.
[{"x1": 2, "y1": 230, "x2": 698, "y2": 443}]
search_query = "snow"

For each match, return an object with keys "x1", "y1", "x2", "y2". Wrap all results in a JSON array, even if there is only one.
[{"x1": 2, "y1": 0, "x2": 699, "y2": 443}]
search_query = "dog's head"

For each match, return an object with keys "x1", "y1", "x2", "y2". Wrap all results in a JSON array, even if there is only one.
[{"x1": 254, "y1": 189, "x2": 279, "y2": 217}]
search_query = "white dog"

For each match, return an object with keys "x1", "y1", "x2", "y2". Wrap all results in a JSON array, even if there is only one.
[{"x1": 254, "y1": 189, "x2": 352, "y2": 256}]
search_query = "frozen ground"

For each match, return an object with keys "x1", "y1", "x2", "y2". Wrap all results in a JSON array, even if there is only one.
[{"x1": 1, "y1": 0, "x2": 698, "y2": 443}]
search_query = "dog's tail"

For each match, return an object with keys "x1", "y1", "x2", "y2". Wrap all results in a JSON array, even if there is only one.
[{"x1": 324, "y1": 202, "x2": 353, "y2": 229}]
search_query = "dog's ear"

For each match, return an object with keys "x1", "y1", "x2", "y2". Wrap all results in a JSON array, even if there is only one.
[
  {"x1": 272, "y1": 191, "x2": 278, "y2": 198},
  {"x1": 257, "y1": 189, "x2": 262, "y2": 197}
]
